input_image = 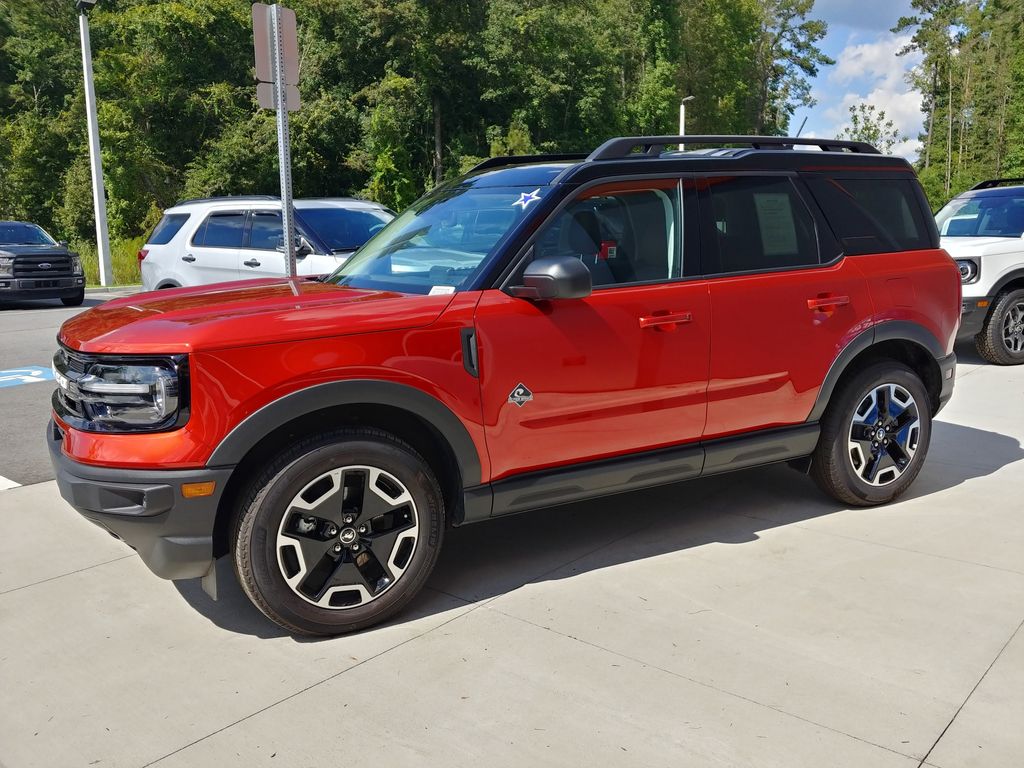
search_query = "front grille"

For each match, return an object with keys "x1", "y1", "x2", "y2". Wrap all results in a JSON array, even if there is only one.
[{"x1": 13, "y1": 255, "x2": 72, "y2": 278}]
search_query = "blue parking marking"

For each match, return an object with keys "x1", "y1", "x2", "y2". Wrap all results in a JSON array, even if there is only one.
[{"x1": 0, "y1": 366, "x2": 55, "y2": 388}]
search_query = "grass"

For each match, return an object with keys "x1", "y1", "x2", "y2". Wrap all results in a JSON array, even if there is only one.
[{"x1": 73, "y1": 236, "x2": 144, "y2": 287}]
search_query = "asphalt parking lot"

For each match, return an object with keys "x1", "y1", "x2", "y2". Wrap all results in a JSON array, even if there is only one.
[{"x1": 1, "y1": 297, "x2": 1023, "y2": 767}]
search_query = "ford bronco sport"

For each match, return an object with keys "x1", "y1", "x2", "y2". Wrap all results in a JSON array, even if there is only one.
[
  {"x1": 49, "y1": 135, "x2": 960, "y2": 636},
  {"x1": 936, "y1": 178, "x2": 1024, "y2": 364}
]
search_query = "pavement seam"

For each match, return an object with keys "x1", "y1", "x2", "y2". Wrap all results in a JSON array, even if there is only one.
[
  {"x1": 726, "y1": 510, "x2": 1024, "y2": 578},
  {"x1": 913, "y1": 615, "x2": 1024, "y2": 768},
  {"x1": 489, "y1": 605, "x2": 921, "y2": 763},
  {"x1": 0, "y1": 554, "x2": 135, "y2": 596}
]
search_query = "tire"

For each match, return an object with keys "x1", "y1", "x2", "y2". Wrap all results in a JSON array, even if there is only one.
[
  {"x1": 975, "y1": 288, "x2": 1024, "y2": 365},
  {"x1": 811, "y1": 362, "x2": 932, "y2": 507},
  {"x1": 61, "y1": 289, "x2": 85, "y2": 307},
  {"x1": 232, "y1": 428, "x2": 445, "y2": 636}
]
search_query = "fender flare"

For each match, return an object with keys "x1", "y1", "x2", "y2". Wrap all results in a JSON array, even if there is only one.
[
  {"x1": 206, "y1": 380, "x2": 482, "y2": 486},
  {"x1": 807, "y1": 320, "x2": 944, "y2": 422},
  {"x1": 990, "y1": 269, "x2": 1024, "y2": 298}
]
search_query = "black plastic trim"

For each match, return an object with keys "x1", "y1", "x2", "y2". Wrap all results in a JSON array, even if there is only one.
[
  {"x1": 461, "y1": 327, "x2": 479, "y2": 377},
  {"x1": 938, "y1": 352, "x2": 956, "y2": 412},
  {"x1": 957, "y1": 297, "x2": 993, "y2": 339},
  {"x1": 989, "y1": 270, "x2": 1024, "y2": 299},
  {"x1": 808, "y1": 320, "x2": 946, "y2": 423},
  {"x1": 207, "y1": 379, "x2": 483, "y2": 486},
  {"x1": 702, "y1": 424, "x2": 820, "y2": 476}
]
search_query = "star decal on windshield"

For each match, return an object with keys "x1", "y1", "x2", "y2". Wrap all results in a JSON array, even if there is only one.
[{"x1": 512, "y1": 188, "x2": 542, "y2": 210}]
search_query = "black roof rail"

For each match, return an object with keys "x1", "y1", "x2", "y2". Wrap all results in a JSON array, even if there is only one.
[
  {"x1": 470, "y1": 153, "x2": 589, "y2": 173},
  {"x1": 587, "y1": 135, "x2": 880, "y2": 161},
  {"x1": 970, "y1": 178, "x2": 1024, "y2": 191},
  {"x1": 173, "y1": 194, "x2": 279, "y2": 207}
]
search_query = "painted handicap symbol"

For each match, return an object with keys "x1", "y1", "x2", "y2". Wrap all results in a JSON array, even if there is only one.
[{"x1": 0, "y1": 367, "x2": 56, "y2": 388}]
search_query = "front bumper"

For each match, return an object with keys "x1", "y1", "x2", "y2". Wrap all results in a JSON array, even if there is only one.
[
  {"x1": 47, "y1": 420, "x2": 232, "y2": 580},
  {"x1": 937, "y1": 352, "x2": 957, "y2": 412},
  {"x1": 958, "y1": 296, "x2": 994, "y2": 340},
  {"x1": 0, "y1": 275, "x2": 85, "y2": 300}
]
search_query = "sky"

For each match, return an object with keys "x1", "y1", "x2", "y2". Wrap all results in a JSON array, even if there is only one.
[{"x1": 792, "y1": 0, "x2": 923, "y2": 159}]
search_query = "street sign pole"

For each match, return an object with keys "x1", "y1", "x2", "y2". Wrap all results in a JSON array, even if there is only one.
[{"x1": 270, "y1": 5, "x2": 296, "y2": 277}]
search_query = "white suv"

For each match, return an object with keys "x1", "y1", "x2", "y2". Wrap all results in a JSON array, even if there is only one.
[
  {"x1": 937, "y1": 178, "x2": 1024, "y2": 364},
  {"x1": 138, "y1": 196, "x2": 393, "y2": 291}
]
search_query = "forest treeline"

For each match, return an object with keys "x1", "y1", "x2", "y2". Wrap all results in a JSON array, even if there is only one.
[{"x1": 0, "y1": 0, "x2": 1021, "y2": 248}]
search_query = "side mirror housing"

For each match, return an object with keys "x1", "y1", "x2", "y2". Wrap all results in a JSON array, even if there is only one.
[
  {"x1": 277, "y1": 235, "x2": 315, "y2": 258},
  {"x1": 58, "y1": 240, "x2": 69, "y2": 248},
  {"x1": 509, "y1": 255, "x2": 592, "y2": 300}
]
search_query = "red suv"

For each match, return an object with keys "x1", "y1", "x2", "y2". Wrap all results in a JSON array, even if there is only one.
[{"x1": 49, "y1": 136, "x2": 960, "y2": 635}]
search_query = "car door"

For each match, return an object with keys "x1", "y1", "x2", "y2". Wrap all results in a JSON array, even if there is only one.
[
  {"x1": 185, "y1": 210, "x2": 245, "y2": 285},
  {"x1": 475, "y1": 177, "x2": 711, "y2": 482},
  {"x1": 239, "y1": 209, "x2": 288, "y2": 279},
  {"x1": 699, "y1": 174, "x2": 872, "y2": 439}
]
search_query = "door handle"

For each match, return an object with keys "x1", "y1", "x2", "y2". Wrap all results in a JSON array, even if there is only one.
[
  {"x1": 181, "y1": 255, "x2": 196, "y2": 263},
  {"x1": 806, "y1": 295, "x2": 850, "y2": 310},
  {"x1": 243, "y1": 259, "x2": 261, "y2": 268},
  {"x1": 639, "y1": 311, "x2": 693, "y2": 329}
]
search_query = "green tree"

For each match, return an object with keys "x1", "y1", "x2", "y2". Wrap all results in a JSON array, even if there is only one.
[{"x1": 837, "y1": 103, "x2": 906, "y2": 153}]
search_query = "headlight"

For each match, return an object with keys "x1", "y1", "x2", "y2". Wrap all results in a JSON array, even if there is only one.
[
  {"x1": 955, "y1": 259, "x2": 980, "y2": 284},
  {"x1": 71, "y1": 255, "x2": 83, "y2": 275},
  {"x1": 0, "y1": 256, "x2": 12, "y2": 275},
  {"x1": 52, "y1": 347, "x2": 189, "y2": 432}
]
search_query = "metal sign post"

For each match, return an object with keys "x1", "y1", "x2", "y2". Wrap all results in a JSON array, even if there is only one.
[{"x1": 253, "y1": 3, "x2": 301, "y2": 277}]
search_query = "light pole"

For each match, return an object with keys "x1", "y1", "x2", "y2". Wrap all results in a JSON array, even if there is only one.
[
  {"x1": 678, "y1": 95, "x2": 695, "y2": 151},
  {"x1": 76, "y1": 0, "x2": 113, "y2": 287}
]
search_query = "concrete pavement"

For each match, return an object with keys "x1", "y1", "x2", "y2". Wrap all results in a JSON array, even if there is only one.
[{"x1": 0, "y1": 351, "x2": 1022, "y2": 767}]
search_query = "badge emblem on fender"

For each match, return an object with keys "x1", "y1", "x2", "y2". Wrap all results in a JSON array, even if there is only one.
[{"x1": 508, "y1": 383, "x2": 533, "y2": 407}]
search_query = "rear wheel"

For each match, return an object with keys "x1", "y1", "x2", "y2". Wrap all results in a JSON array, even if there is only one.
[
  {"x1": 60, "y1": 289, "x2": 85, "y2": 306},
  {"x1": 976, "y1": 288, "x2": 1024, "y2": 365},
  {"x1": 811, "y1": 362, "x2": 931, "y2": 506},
  {"x1": 232, "y1": 428, "x2": 445, "y2": 636}
]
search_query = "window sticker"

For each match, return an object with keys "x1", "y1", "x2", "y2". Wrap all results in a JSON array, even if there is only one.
[
  {"x1": 753, "y1": 192, "x2": 798, "y2": 256},
  {"x1": 428, "y1": 285, "x2": 456, "y2": 296},
  {"x1": 512, "y1": 188, "x2": 541, "y2": 210}
]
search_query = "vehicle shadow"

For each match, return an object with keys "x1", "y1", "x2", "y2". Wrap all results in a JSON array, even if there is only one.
[
  {"x1": 0, "y1": 297, "x2": 106, "y2": 311},
  {"x1": 172, "y1": 419, "x2": 1024, "y2": 640}
]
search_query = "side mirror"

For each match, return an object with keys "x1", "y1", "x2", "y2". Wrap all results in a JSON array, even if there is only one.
[
  {"x1": 58, "y1": 240, "x2": 69, "y2": 248},
  {"x1": 509, "y1": 255, "x2": 592, "y2": 300},
  {"x1": 296, "y1": 236, "x2": 314, "y2": 258}
]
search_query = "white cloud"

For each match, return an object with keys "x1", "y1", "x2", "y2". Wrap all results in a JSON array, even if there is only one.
[{"x1": 829, "y1": 34, "x2": 918, "y2": 89}]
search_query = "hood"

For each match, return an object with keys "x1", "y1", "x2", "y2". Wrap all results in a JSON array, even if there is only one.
[
  {"x1": 59, "y1": 277, "x2": 456, "y2": 355},
  {"x1": 940, "y1": 236, "x2": 1024, "y2": 258},
  {"x1": 0, "y1": 243, "x2": 73, "y2": 257}
]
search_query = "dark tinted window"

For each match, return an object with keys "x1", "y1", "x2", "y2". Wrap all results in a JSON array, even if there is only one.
[
  {"x1": 0, "y1": 222, "x2": 56, "y2": 245},
  {"x1": 248, "y1": 211, "x2": 283, "y2": 250},
  {"x1": 534, "y1": 180, "x2": 683, "y2": 287},
  {"x1": 194, "y1": 212, "x2": 245, "y2": 248},
  {"x1": 298, "y1": 207, "x2": 392, "y2": 251},
  {"x1": 147, "y1": 213, "x2": 190, "y2": 245},
  {"x1": 806, "y1": 177, "x2": 930, "y2": 253},
  {"x1": 705, "y1": 176, "x2": 818, "y2": 273}
]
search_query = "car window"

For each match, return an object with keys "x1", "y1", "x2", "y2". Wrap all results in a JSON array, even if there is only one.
[
  {"x1": 534, "y1": 180, "x2": 682, "y2": 288},
  {"x1": 935, "y1": 193, "x2": 1024, "y2": 238},
  {"x1": 298, "y1": 207, "x2": 393, "y2": 252},
  {"x1": 806, "y1": 177, "x2": 931, "y2": 253},
  {"x1": 704, "y1": 176, "x2": 819, "y2": 274},
  {"x1": 248, "y1": 211, "x2": 284, "y2": 250},
  {"x1": 193, "y1": 212, "x2": 246, "y2": 248},
  {"x1": 0, "y1": 222, "x2": 56, "y2": 245},
  {"x1": 146, "y1": 213, "x2": 190, "y2": 245}
]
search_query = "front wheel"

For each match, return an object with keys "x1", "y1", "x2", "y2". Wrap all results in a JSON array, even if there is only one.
[
  {"x1": 233, "y1": 429, "x2": 445, "y2": 636},
  {"x1": 60, "y1": 289, "x2": 85, "y2": 306},
  {"x1": 976, "y1": 288, "x2": 1024, "y2": 365},
  {"x1": 811, "y1": 362, "x2": 932, "y2": 506}
]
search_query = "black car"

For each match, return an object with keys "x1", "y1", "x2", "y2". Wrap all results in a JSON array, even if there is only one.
[{"x1": 0, "y1": 221, "x2": 86, "y2": 306}]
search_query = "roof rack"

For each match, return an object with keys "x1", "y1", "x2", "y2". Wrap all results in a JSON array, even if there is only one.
[
  {"x1": 470, "y1": 153, "x2": 589, "y2": 173},
  {"x1": 970, "y1": 178, "x2": 1024, "y2": 191},
  {"x1": 587, "y1": 135, "x2": 880, "y2": 161},
  {"x1": 173, "y1": 194, "x2": 279, "y2": 207}
]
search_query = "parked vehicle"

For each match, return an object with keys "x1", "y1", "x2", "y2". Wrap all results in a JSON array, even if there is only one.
[
  {"x1": 49, "y1": 135, "x2": 960, "y2": 636},
  {"x1": 937, "y1": 178, "x2": 1024, "y2": 364},
  {"x1": 138, "y1": 197, "x2": 393, "y2": 291},
  {"x1": 0, "y1": 221, "x2": 86, "y2": 306}
]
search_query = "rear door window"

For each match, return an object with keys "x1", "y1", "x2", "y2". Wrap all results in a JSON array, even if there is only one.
[
  {"x1": 146, "y1": 213, "x2": 190, "y2": 245},
  {"x1": 805, "y1": 177, "x2": 931, "y2": 254},
  {"x1": 192, "y1": 212, "x2": 246, "y2": 248},
  {"x1": 702, "y1": 176, "x2": 819, "y2": 274},
  {"x1": 247, "y1": 211, "x2": 284, "y2": 250}
]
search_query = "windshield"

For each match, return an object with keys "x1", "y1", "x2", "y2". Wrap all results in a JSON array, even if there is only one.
[
  {"x1": 324, "y1": 184, "x2": 548, "y2": 294},
  {"x1": 0, "y1": 223, "x2": 57, "y2": 246},
  {"x1": 298, "y1": 207, "x2": 393, "y2": 252},
  {"x1": 936, "y1": 194, "x2": 1024, "y2": 237}
]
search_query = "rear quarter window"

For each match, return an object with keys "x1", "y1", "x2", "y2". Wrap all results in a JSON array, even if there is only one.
[
  {"x1": 146, "y1": 213, "x2": 190, "y2": 245},
  {"x1": 805, "y1": 177, "x2": 932, "y2": 254}
]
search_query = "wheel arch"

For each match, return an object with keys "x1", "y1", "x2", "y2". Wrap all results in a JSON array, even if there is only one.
[
  {"x1": 209, "y1": 381, "x2": 483, "y2": 557},
  {"x1": 989, "y1": 269, "x2": 1024, "y2": 298},
  {"x1": 809, "y1": 321, "x2": 945, "y2": 423}
]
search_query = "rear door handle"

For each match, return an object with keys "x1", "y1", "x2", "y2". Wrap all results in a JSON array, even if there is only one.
[
  {"x1": 806, "y1": 295, "x2": 850, "y2": 310},
  {"x1": 639, "y1": 311, "x2": 693, "y2": 329},
  {"x1": 243, "y1": 259, "x2": 261, "y2": 268},
  {"x1": 181, "y1": 255, "x2": 196, "y2": 263}
]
